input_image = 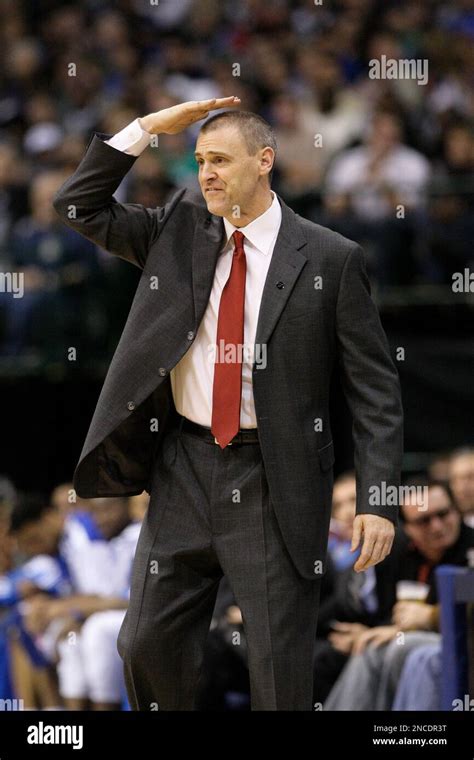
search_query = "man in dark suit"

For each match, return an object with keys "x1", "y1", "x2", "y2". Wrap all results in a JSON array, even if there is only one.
[{"x1": 53, "y1": 97, "x2": 403, "y2": 710}]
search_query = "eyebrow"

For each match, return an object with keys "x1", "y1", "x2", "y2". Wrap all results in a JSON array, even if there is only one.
[{"x1": 194, "y1": 150, "x2": 232, "y2": 158}]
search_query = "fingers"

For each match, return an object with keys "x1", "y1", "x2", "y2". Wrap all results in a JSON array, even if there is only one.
[
  {"x1": 354, "y1": 536, "x2": 389, "y2": 572},
  {"x1": 187, "y1": 96, "x2": 241, "y2": 114},
  {"x1": 392, "y1": 601, "x2": 407, "y2": 619},
  {"x1": 177, "y1": 96, "x2": 241, "y2": 130},
  {"x1": 392, "y1": 601, "x2": 418, "y2": 629},
  {"x1": 380, "y1": 535, "x2": 394, "y2": 560},
  {"x1": 329, "y1": 633, "x2": 352, "y2": 655},
  {"x1": 392, "y1": 609, "x2": 403, "y2": 627},
  {"x1": 330, "y1": 622, "x2": 354, "y2": 632},
  {"x1": 353, "y1": 515, "x2": 394, "y2": 572},
  {"x1": 351, "y1": 517, "x2": 362, "y2": 552},
  {"x1": 353, "y1": 532, "x2": 377, "y2": 572},
  {"x1": 352, "y1": 628, "x2": 386, "y2": 655},
  {"x1": 352, "y1": 631, "x2": 373, "y2": 655},
  {"x1": 200, "y1": 96, "x2": 241, "y2": 108}
]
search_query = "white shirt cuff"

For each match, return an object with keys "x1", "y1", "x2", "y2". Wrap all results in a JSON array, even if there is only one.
[{"x1": 105, "y1": 117, "x2": 152, "y2": 156}]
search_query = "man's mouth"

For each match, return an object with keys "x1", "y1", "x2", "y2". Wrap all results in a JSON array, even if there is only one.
[{"x1": 206, "y1": 188, "x2": 223, "y2": 193}]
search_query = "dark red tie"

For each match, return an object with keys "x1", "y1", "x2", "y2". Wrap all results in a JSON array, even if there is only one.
[{"x1": 211, "y1": 230, "x2": 247, "y2": 448}]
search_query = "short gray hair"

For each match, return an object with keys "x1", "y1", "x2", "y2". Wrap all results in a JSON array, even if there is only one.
[{"x1": 199, "y1": 110, "x2": 277, "y2": 182}]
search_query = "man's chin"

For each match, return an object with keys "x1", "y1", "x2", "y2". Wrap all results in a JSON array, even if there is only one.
[
  {"x1": 430, "y1": 536, "x2": 450, "y2": 550},
  {"x1": 203, "y1": 192, "x2": 227, "y2": 216},
  {"x1": 206, "y1": 204, "x2": 227, "y2": 217}
]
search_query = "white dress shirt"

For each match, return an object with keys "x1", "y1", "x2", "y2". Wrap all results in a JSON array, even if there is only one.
[{"x1": 105, "y1": 119, "x2": 282, "y2": 429}]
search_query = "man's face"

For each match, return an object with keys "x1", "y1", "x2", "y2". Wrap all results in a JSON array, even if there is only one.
[
  {"x1": 88, "y1": 497, "x2": 129, "y2": 540},
  {"x1": 15, "y1": 510, "x2": 63, "y2": 557},
  {"x1": 194, "y1": 125, "x2": 267, "y2": 222},
  {"x1": 370, "y1": 114, "x2": 401, "y2": 152},
  {"x1": 402, "y1": 486, "x2": 460, "y2": 557},
  {"x1": 449, "y1": 454, "x2": 474, "y2": 515}
]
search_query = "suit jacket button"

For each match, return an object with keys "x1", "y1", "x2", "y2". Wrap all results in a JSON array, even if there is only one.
[
  {"x1": 127, "y1": 401, "x2": 135, "y2": 411},
  {"x1": 159, "y1": 367, "x2": 167, "y2": 376},
  {"x1": 187, "y1": 331, "x2": 195, "y2": 341}
]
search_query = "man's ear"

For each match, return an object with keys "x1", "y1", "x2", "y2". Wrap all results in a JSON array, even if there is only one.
[{"x1": 259, "y1": 146, "x2": 275, "y2": 178}]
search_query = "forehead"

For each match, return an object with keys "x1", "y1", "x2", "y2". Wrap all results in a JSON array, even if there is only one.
[
  {"x1": 450, "y1": 454, "x2": 474, "y2": 475},
  {"x1": 425, "y1": 486, "x2": 451, "y2": 509},
  {"x1": 195, "y1": 124, "x2": 247, "y2": 155},
  {"x1": 402, "y1": 485, "x2": 451, "y2": 518}
]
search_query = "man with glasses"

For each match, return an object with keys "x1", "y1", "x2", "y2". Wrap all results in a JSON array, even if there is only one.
[{"x1": 323, "y1": 478, "x2": 474, "y2": 710}]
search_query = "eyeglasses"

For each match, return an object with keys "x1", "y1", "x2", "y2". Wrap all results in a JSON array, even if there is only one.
[{"x1": 404, "y1": 506, "x2": 453, "y2": 528}]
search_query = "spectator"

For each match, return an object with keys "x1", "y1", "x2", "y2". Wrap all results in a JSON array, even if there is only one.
[
  {"x1": 2, "y1": 170, "x2": 102, "y2": 358},
  {"x1": 324, "y1": 478, "x2": 474, "y2": 710},
  {"x1": 296, "y1": 48, "x2": 366, "y2": 168},
  {"x1": 8, "y1": 493, "x2": 140, "y2": 709},
  {"x1": 324, "y1": 109, "x2": 430, "y2": 221},
  {"x1": 328, "y1": 471, "x2": 357, "y2": 572},
  {"x1": 422, "y1": 119, "x2": 474, "y2": 282},
  {"x1": 321, "y1": 108, "x2": 430, "y2": 284},
  {"x1": 448, "y1": 448, "x2": 474, "y2": 527},
  {"x1": 428, "y1": 451, "x2": 453, "y2": 483},
  {"x1": 50, "y1": 483, "x2": 88, "y2": 518},
  {"x1": 270, "y1": 93, "x2": 326, "y2": 201},
  {"x1": 0, "y1": 142, "x2": 29, "y2": 254}
]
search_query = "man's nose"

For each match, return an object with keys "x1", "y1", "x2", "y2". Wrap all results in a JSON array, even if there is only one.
[{"x1": 201, "y1": 164, "x2": 217, "y2": 181}]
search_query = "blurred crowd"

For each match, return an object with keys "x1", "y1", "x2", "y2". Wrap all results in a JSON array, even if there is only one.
[
  {"x1": 1, "y1": 445, "x2": 473, "y2": 710},
  {"x1": 1, "y1": 0, "x2": 474, "y2": 361},
  {"x1": 1, "y1": 0, "x2": 473, "y2": 712}
]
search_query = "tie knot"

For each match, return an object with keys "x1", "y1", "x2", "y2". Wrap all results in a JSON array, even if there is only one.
[{"x1": 232, "y1": 230, "x2": 245, "y2": 252}]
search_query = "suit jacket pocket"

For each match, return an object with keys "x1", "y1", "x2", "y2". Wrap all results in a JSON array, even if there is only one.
[
  {"x1": 317, "y1": 440, "x2": 335, "y2": 472},
  {"x1": 161, "y1": 429, "x2": 178, "y2": 469},
  {"x1": 284, "y1": 308, "x2": 318, "y2": 324}
]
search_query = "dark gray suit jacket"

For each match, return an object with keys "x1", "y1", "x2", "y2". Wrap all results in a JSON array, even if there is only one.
[{"x1": 53, "y1": 133, "x2": 403, "y2": 580}]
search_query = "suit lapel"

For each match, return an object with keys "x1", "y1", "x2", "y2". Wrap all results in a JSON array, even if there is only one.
[
  {"x1": 191, "y1": 193, "x2": 308, "y2": 347},
  {"x1": 191, "y1": 211, "x2": 226, "y2": 327},
  {"x1": 254, "y1": 195, "x2": 308, "y2": 349}
]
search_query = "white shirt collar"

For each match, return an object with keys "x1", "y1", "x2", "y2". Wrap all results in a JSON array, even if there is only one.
[{"x1": 222, "y1": 191, "x2": 281, "y2": 256}]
